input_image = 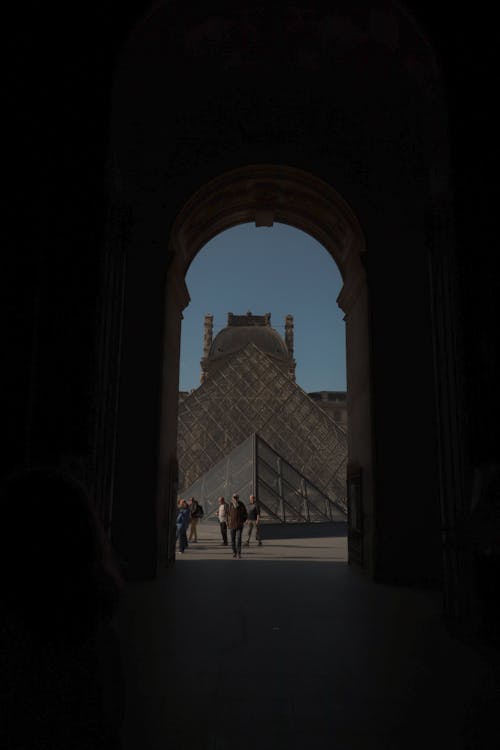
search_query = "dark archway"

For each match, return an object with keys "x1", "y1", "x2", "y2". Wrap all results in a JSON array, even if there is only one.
[{"x1": 100, "y1": 1, "x2": 456, "y2": 604}]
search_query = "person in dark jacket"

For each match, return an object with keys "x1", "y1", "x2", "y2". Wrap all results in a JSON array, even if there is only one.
[
  {"x1": 187, "y1": 497, "x2": 203, "y2": 542},
  {"x1": 176, "y1": 499, "x2": 190, "y2": 553},
  {"x1": 245, "y1": 494, "x2": 262, "y2": 546},
  {"x1": 226, "y1": 494, "x2": 247, "y2": 559}
]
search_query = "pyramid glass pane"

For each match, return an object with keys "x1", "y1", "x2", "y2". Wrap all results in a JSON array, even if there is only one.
[
  {"x1": 282, "y1": 484, "x2": 308, "y2": 522},
  {"x1": 257, "y1": 482, "x2": 284, "y2": 521},
  {"x1": 257, "y1": 458, "x2": 280, "y2": 495}
]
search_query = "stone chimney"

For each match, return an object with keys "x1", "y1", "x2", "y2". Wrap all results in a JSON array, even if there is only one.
[
  {"x1": 285, "y1": 315, "x2": 294, "y2": 358},
  {"x1": 203, "y1": 314, "x2": 213, "y2": 357},
  {"x1": 285, "y1": 314, "x2": 296, "y2": 381},
  {"x1": 200, "y1": 313, "x2": 213, "y2": 382}
]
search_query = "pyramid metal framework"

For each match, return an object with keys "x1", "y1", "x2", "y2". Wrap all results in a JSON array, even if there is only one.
[
  {"x1": 177, "y1": 342, "x2": 347, "y2": 514},
  {"x1": 181, "y1": 433, "x2": 346, "y2": 523}
]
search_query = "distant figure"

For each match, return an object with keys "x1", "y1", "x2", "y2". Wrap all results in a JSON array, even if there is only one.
[
  {"x1": 217, "y1": 496, "x2": 229, "y2": 545},
  {"x1": 227, "y1": 494, "x2": 248, "y2": 559},
  {"x1": 176, "y1": 499, "x2": 190, "y2": 553},
  {"x1": 0, "y1": 467, "x2": 124, "y2": 750},
  {"x1": 245, "y1": 494, "x2": 262, "y2": 546},
  {"x1": 188, "y1": 496, "x2": 204, "y2": 542}
]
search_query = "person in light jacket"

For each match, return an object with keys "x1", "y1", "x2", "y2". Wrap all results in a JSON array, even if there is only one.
[{"x1": 217, "y1": 496, "x2": 229, "y2": 546}]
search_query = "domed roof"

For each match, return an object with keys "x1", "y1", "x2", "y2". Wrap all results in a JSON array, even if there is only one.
[{"x1": 209, "y1": 325, "x2": 290, "y2": 361}]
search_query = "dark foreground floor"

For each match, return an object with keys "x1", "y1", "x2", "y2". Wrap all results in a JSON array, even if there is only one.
[{"x1": 114, "y1": 524, "x2": 500, "y2": 750}]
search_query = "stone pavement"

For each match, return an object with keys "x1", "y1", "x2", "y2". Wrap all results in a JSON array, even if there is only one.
[{"x1": 114, "y1": 522, "x2": 500, "y2": 750}]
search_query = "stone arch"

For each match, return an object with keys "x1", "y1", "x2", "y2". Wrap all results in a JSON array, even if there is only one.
[
  {"x1": 161, "y1": 164, "x2": 372, "y2": 568},
  {"x1": 168, "y1": 164, "x2": 365, "y2": 282}
]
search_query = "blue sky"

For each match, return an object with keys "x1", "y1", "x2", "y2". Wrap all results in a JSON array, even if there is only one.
[{"x1": 179, "y1": 223, "x2": 346, "y2": 393}]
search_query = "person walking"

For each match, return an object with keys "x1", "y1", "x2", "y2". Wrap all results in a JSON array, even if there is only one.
[
  {"x1": 217, "y1": 496, "x2": 229, "y2": 546},
  {"x1": 187, "y1": 496, "x2": 204, "y2": 542},
  {"x1": 227, "y1": 494, "x2": 247, "y2": 559},
  {"x1": 176, "y1": 499, "x2": 190, "y2": 553},
  {"x1": 245, "y1": 493, "x2": 262, "y2": 546}
]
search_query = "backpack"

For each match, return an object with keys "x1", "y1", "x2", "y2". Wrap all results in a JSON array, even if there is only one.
[{"x1": 194, "y1": 504, "x2": 204, "y2": 519}]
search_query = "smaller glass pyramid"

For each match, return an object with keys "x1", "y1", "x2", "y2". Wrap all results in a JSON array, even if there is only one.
[{"x1": 179, "y1": 433, "x2": 346, "y2": 523}]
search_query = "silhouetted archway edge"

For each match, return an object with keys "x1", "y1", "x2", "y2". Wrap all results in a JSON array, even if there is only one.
[{"x1": 160, "y1": 164, "x2": 375, "y2": 573}]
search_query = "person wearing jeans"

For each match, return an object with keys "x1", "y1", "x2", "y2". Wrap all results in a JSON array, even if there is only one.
[
  {"x1": 176, "y1": 499, "x2": 190, "y2": 553},
  {"x1": 227, "y1": 494, "x2": 247, "y2": 559},
  {"x1": 245, "y1": 494, "x2": 262, "y2": 546}
]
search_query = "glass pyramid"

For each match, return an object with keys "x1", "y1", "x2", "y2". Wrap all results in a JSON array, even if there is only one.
[
  {"x1": 177, "y1": 342, "x2": 347, "y2": 515},
  {"x1": 180, "y1": 433, "x2": 346, "y2": 523}
]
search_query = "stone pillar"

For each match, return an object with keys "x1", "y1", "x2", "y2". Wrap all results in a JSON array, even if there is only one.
[{"x1": 200, "y1": 313, "x2": 213, "y2": 382}]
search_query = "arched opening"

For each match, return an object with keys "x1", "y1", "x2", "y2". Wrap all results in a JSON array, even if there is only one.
[{"x1": 177, "y1": 222, "x2": 348, "y2": 536}]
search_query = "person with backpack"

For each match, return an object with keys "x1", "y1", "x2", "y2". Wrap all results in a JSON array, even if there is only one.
[
  {"x1": 226, "y1": 494, "x2": 248, "y2": 559},
  {"x1": 187, "y1": 496, "x2": 204, "y2": 542}
]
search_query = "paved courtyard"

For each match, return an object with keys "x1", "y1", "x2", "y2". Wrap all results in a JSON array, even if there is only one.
[{"x1": 115, "y1": 521, "x2": 499, "y2": 750}]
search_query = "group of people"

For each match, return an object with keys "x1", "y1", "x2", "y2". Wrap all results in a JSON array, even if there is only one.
[{"x1": 176, "y1": 493, "x2": 262, "y2": 559}]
